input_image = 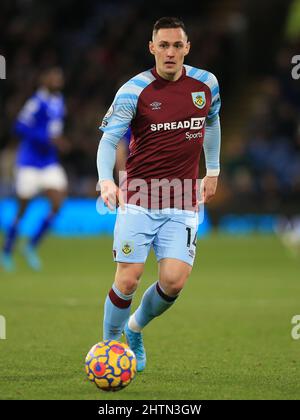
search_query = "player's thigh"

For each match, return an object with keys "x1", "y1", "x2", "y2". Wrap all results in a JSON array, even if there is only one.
[
  {"x1": 113, "y1": 205, "x2": 159, "y2": 264},
  {"x1": 41, "y1": 164, "x2": 68, "y2": 193},
  {"x1": 15, "y1": 166, "x2": 41, "y2": 199},
  {"x1": 153, "y1": 211, "x2": 198, "y2": 267}
]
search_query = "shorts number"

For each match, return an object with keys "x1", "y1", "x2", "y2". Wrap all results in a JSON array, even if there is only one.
[{"x1": 186, "y1": 227, "x2": 197, "y2": 248}]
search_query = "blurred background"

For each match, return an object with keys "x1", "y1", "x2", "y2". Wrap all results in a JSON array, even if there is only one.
[
  {"x1": 1, "y1": 0, "x2": 300, "y2": 401},
  {"x1": 0, "y1": 0, "x2": 300, "y2": 236}
]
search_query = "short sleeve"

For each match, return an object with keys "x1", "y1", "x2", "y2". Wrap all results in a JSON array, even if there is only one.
[{"x1": 99, "y1": 83, "x2": 138, "y2": 141}]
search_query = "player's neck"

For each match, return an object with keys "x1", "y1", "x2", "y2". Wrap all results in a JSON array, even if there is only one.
[
  {"x1": 38, "y1": 86, "x2": 60, "y2": 96},
  {"x1": 156, "y1": 67, "x2": 183, "y2": 82}
]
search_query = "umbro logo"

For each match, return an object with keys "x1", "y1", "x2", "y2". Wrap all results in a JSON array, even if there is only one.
[{"x1": 150, "y1": 101, "x2": 161, "y2": 110}]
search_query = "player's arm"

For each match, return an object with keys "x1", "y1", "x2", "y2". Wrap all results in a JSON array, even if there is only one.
[
  {"x1": 97, "y1": 134, "x2": 123, "y2": 210},
  {"x1": 50, "y1": 100, "x2": 70, "y2": 153},
  {"x1": 97, "y1": 84, "x2": 137, "y2": 210},
  {"x1": 202, "y1": 74, "x2": 221, "y2": 203},
  {"x1": 14, "y1": 97, "x2": 50, "y2": 144}
]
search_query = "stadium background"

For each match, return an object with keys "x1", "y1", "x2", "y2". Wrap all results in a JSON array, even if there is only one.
[{"x1": 0, "y1": 0, "x2": 300, "y2": 400}]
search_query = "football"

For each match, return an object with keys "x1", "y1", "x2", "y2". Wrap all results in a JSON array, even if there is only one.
[{"x1": 85, "y1": 340, "x2": 137, "y2": 391}]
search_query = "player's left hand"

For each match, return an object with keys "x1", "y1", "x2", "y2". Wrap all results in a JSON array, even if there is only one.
[{"x1": 199, "y1": 176, "x2": 218, "y2": 205}]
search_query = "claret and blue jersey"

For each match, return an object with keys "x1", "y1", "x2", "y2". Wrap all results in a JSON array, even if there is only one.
[
  {"x1": 99, "y1": 64, "x2": 221, "y2": 208},
  {"x1": 14, "y1": 88, "x2": 65, "y2": 168}
]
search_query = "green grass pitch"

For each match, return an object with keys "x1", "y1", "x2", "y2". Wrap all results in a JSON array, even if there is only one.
[{"x1": 0, "y1": 233, "x2": 299, "y2": 400}]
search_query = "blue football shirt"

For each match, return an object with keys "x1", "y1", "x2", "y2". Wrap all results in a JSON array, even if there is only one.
[{"x1": 15, "y1": 88, "x2": 65, "y2": 168}]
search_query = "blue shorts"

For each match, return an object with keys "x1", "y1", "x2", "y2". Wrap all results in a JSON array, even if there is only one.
[{"x1": 113, "y1": 204, "x2": 199, "y2": 266}]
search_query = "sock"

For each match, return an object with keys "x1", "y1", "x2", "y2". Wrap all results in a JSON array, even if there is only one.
[
  {"x1": 129, "y1": 281, "x2": 178, "y2": 332},
  {"x1": 29, "y1": 212, "x2": 55, "y2": 247},
  {"x1": 3, "y1": 221, "x2": 19, "y2": 254},
  {"x1": 103, "y1": 284, "x2": 134, "y2": 341}
]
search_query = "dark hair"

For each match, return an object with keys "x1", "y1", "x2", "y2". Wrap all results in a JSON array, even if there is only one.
[
  {"x1": 152, "y1": 17, "x2": 187, "y2": 38},
  {"x1": 38, "y1": 65, "x2": 62, "y2": 78}
]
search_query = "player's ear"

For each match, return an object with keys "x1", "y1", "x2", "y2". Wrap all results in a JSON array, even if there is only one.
[
  {"x1": 149, "y1": 41, "x2": 155, "y2": 56},
  {"x1": 184, "y1": 41, "x2": 191, "y2": 56}
]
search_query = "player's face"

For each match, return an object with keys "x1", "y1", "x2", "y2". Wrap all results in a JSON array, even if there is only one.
[
  {"x1": 44, "y1": 68, "x2": 65, "y2": 92},
  {"x1": 149, "y1": 28, "x2": 190, "y2": 81}
]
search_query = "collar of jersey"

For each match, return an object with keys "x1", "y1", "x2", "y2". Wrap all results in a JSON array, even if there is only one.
[{"x1": 151, "y1": 66, "x2": 186, "y2": 84}]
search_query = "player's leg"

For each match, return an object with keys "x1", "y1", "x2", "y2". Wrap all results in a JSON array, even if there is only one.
[
  {"x1": 125, "y1": 257, "x2": 192, "y2": 372},
  {"x1": 1, "y1": 198, "x2": 29, "y2": 271},
  {"x1": 23, "y1": 188, "x2": 65, "y2": 271},
  {"x1": 1, "y1": 166, "x2": 41, "y2": 271},
  {"x1": 30, "y1": 163, "x2": 68, "y2": 248},
  {"x1": 3, "y1": 198, "x2": 29, "y2": 253},
  {"x1": 129, "y1": 258, "x2": 192, "y2": 332},
  {"x1": 103, "y1": 205, "x2": 156, "y2": 346},
  {"x1": 24, "y1": 165, "x2": 67, "y2": 269},
  {"x1": 30, "y1": 188, "x2": 65, "y2": 247},
  {"x1": 126, "y1": 211, "x2": 197, "y2": 370},
  {"x1": 103, "y1": 262, "x2": 144, "y2": 341}
]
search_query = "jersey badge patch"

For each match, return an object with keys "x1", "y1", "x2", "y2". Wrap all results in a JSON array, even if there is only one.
[
  {"x1": 121, "y1": 241, "x2": 134, "y2": 256},
  {"x1": 191, "y1": 92, "x2": 206, "y2": 109}
]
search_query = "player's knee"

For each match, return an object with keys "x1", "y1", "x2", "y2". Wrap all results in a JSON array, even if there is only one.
[
  {"x1": 17, "y1": 199, "x2": 29, "y2": 219},
  {"x1": 51, "y1": 198, "x2": 64, "y2": 213},
  {"x1": 160, "y1": 273, "x2": 189, "y2": 296},
  {"x1": 115, "y1": 277, "x2": 139, "y2": 295},
  {"x1": 115, "y1": 263, "x2": 143, "y2": 294},
  {"x1": 49, "y1": 190, "x2": 66, "y2": 214},
  {"x1": 166, "y1": 283, "x2": 184, "y2": 296},
  {"x1": 117, "y1": 263, "x2": 143, "y2": 280}
]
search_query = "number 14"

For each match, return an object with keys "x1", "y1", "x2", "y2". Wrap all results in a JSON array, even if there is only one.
[{"x1": 186, "y1": 227, "x2": 197, "y2": 248}]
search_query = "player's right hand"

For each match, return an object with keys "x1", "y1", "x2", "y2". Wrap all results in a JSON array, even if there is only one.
[
  {"x1": 200, "y1": 176, "x2": 218, "y2": 204},
  {"x1": 100, "y1": 180, "x2": 125, "y2": 210}
]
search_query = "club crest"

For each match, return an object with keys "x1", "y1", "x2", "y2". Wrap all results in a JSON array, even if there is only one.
[
  {"x1": 121, "y1": 241, "x2": 134, "y2": 256},
  {"x1": 191, "y1": 92, "x2": 206, "y2": 109}
]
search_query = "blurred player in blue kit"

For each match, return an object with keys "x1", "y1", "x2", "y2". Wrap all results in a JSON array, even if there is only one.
[{"x1": 1, "y1": 67, "x2": 69, "y2": 271}]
